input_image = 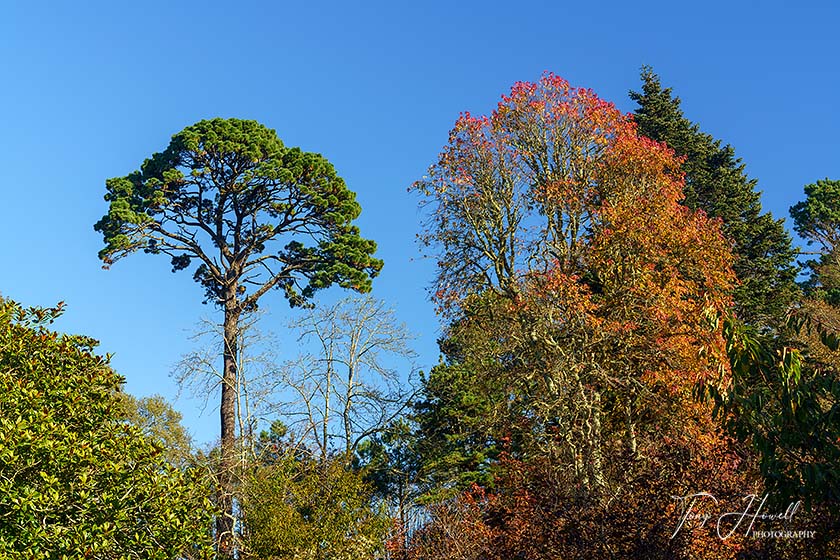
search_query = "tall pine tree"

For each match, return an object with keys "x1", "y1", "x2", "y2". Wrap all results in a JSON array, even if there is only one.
[{"x1": 630, "y1": 68, "x2": 798, "y2": 327}]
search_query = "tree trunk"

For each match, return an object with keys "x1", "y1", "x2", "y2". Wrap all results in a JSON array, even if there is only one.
[
  {"x1": 583, "y1": 389, "x2": 606, "y2": 495},
  {"x1": 343, "y1": 363, "x2": 355, "y2": 458},
  {"x1": 217, "y1": 287, "x2": 240, "y2": 557},
  {"x1": 625, "y1": 401, "x2": 638, "y2": 459},
  {"x1": 322, "y1": 346, "x2": 332, "y2": 463}
]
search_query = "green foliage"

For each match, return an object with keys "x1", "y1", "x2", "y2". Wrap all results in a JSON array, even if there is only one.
[
  {"x1": 119, "y1": 393, "x2": 194, "y2": 467},
  {"x1": 253, "y1": 419, "x2": 291, "y2": 466},
  {"x1": 790, "y1": 179, "x2": 840, "y2": 249},
  {"x1": 241, "y1": 452, "x2": 391, "y2": 560},
  {"x1": 355, "y1": 419, "x2": 416, "y2": 501},
  {"x1": 705, "y1": 312, "x2": 840, "y2": 507},
  {"x1": 94, "y1": 117, "x2": 382, "y2": 308},
  {"x1": 631, "y1": 68, "x2": 799, "y2": 326},
  {"x1": 0, "y1": 297, "x2": 214, "y2": 559},
  {"x1": 354, "y1": 418, "x2": 420, "y2": 540},
  {"x1": 412, "y1": 361, "x2": 504, "y2": 500},
  {"x1": 94, "y1": 118, "x2": 383, "y2": 553},
  {"x1": 790, "y1": 178, "x2": 840, "y2": 303}
]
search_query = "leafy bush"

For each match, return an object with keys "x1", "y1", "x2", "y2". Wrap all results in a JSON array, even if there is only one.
[{"x1": 0, "y1": 298, "x2": 214, "y2": 559}]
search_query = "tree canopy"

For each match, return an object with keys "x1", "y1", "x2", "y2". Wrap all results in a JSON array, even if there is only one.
[
  {"x1": 95, "y1": 118, "x2": 382, "y2": 308},
  {"x1": 410, "y1": 76, "x2": 743, "y2": 557},
  {"x1": 791, "y1": 178, "x2": 840, "y2": 304},
  {"x1": 402, "y1": 70, "x2": 840, "y2": 560}
]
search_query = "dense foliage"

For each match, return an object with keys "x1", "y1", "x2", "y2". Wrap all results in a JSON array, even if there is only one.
[
  {"x1": 411, "y1": 72, "x2": 735, "y2": 494},
  {"x1": 120, "y1": 393, "x2": 195, "y2": 467},
  {"x1": 791, "y1": 178, "x2": 840, "y2": 303},
  {"x1": 5, "y1": 72, "x2": 832, "y2": 559},
  {"x1": 0, "y1": 298, "x2": 213, "y2": 559},
  {"x1": 710, "y1": 314, "x2": 840, "y2": 508},
  {"x1": 242, "y1": 451, "x2": 391, "y2": 560},
  {"x1": 405, "y1": 74, "x2": 839, "y2": 559},
  {"x1": 94, "y1": 118, "x2": 381, "y2": 307}
]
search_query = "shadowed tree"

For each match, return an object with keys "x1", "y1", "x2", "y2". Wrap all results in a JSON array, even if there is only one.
[{"x1": 94, "y1": 118, "x2": 382, "y2": 555}]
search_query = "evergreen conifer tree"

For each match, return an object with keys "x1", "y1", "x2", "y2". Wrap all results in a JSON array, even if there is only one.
[{"x1": 630, "y1": 68, "x2": 798, "y2": 326}]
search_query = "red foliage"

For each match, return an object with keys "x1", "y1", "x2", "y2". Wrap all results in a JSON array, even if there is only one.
[{"x1": 400, "y1": 431, "x2": 764, "y2": 560}]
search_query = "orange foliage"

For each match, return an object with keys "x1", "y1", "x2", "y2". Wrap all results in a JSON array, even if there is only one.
[
  {"x1": 426, "y1": 72, "x2": 736, "y2": 411},
  {"x1": 408, "y1": 74, "x2": 792, "y2": 559}
]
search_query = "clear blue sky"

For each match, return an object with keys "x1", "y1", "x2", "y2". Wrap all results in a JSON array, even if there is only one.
[{"x1": 1, "y1": 1, "x2": 838, "y2": 445}]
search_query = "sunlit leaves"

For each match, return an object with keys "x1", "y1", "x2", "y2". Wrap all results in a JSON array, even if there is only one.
[
  {"x1": 0, "y1": 297, "x2": 213, "y2": 559},
  {"x1": 410, "y1": 73, "x2": 751, "y2": 557},
  {"x1": 242, "y1": 452, "x2": 391, "y2": 560}
]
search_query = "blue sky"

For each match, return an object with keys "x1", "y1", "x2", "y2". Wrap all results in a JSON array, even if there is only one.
[{"x1": 1, "y1": 1, "x2": 838, "y2": 445}]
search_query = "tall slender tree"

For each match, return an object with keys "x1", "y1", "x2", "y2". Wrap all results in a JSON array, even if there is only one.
[
  {"x1": 630, "y1": 68, "x2": 798, "y2": 327},
  {"x1": 94, "y1": 118, "x2": 382, "y2": 555}
]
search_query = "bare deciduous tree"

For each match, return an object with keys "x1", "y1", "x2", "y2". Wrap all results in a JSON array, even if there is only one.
[
  {"x1": 173, "y1": 312, "x2": 280, "y2": 554},
  {"x1": 276, "y1": 295, "x2": 418, "y2": 460}
]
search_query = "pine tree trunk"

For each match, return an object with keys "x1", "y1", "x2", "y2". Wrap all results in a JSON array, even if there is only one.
[{"x1": 217, "y1": 288, "x2": 240, "y2": 557}]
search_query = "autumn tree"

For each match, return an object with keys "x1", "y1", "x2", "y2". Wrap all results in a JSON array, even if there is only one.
[
  {"x1": 412, "y1": 73, "x2": 734, "y2": 492},
  {"x1": 396, "y1": 485, "x2": 496, "y2": 560},
  {"x1": 630, "y1": 68, "x2": 798, "y2": 327},
  {"x1": 400, "y1": 446, "x2": 757, "y2": 560},
  {"x1": 409, "y1": 74, "x2": 757, "y2": 556},
  {"x1": 0, "y1": 298, "x2": 213, "y2": 559},
  {"x1": 94, "y1": 118, "x2": 382, "y2": 554}
]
